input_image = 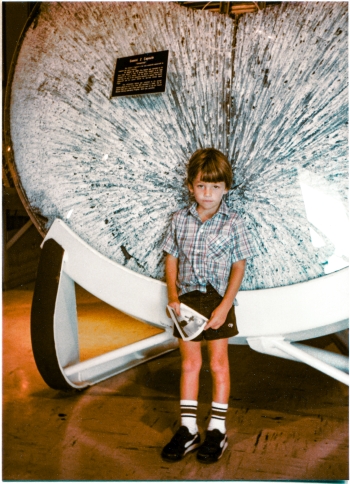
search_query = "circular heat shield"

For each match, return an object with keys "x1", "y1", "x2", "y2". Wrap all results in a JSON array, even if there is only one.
[{"x1": 4, "y1": 1, "x2": 349, "y2": 290}]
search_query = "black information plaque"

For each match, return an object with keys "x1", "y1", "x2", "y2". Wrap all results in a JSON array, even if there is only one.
[{"x1": 112, "y1": 50, "x2": 169, "y2": 97}]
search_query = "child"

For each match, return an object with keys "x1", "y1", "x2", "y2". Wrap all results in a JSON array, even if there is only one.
[{"x1": 161, "y1": 148, "x2": 257, "y2": 464}]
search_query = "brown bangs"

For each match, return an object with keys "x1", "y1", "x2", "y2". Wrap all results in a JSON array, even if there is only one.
[{"x1": 199, "y1": 160, "x2": 225, "y2": 183}]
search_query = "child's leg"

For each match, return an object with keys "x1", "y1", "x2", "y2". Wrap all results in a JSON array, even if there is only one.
[
  {"x1": 196, "y1": 338, "x2": 230, "y2": 463},
  {"x1": 178, "y1": 339, "x2": 202, "y2": 433},
  {"x1": 207, "y1": 338, "x2": 230, "y2": 404},
  {"x1": 179, "y1": 339, "x2": 202, "y2": 400},
  {"x1": 206, "y1": 338, "x2": 230, "y2": 432},
  {"x1": 161, "y1": 339, "x2": 202, "y2": 461}
]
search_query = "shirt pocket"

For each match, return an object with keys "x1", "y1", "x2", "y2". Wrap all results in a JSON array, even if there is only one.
[{"x1": 206, "y1": 234, "x2": 232, "y2": 260}]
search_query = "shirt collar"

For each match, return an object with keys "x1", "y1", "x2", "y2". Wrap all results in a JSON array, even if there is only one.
[{"x1": 188, "y1": 199, "x2": 230, "y2": 219}]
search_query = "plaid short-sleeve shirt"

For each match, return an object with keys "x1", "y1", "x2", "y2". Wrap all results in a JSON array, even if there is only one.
[{"x1": 162, "y1": 200, "x2": 257, "y2": 301}]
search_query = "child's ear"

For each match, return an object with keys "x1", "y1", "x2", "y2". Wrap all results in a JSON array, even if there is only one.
[{"x1": 188, "y1": 183, "x2": 194, "y2": 193}]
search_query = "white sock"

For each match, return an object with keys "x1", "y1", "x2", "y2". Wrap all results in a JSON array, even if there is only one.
[
  {"x1": 180, "y1": 399, "x2": 198, "y2": 434},
  {"x1": 207, "y1": 401, "x2": 228, "y2": 434}
]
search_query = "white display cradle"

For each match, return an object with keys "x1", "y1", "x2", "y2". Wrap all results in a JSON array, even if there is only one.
[{"x1": 31, "y1": 219, "x2": 349, "y2": 390}]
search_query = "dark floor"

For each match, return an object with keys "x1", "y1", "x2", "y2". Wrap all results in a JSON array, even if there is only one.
[{"x1": 2, "y1": 284, "x2": 349, "y2": 481}]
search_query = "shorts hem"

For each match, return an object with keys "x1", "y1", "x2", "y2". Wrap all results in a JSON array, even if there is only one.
[{"x1": 173, "y1": 329, "x2": 238, "y2": 342}]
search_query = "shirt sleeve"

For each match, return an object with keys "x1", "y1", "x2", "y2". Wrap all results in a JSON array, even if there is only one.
[
  {"x1": 161, "y1": 213, "x2": 179, "y2": 258},
  {"x1": 231, "y1": 216, "x2": 259, "y2": 263}
]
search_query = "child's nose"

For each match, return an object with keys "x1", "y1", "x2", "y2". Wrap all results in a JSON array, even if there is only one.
[{"x1": 204, "y1": 187, "x2": 212, "y2": 196}]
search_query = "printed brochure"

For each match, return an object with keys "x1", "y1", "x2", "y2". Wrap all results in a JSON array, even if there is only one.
[{"x1": 167, "y1": 303, "x2": 208, "y2": 341}]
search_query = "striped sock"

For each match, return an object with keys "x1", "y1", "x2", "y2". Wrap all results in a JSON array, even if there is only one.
[
  {"x1": 180, "y1": 400, "x2": 198, "y2": 434},
  {"x1": 207, "y1": 401, "x2": 228, "y2": 433}
]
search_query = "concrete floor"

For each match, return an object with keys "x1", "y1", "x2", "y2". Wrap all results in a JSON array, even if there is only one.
[{"x1": 3, "y1": 283, "x2": 349, "y2": 481}]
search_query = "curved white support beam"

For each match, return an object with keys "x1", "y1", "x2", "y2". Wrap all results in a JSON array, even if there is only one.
[
  {"x1": 31, "y1": 225, "x2": 178, "y2": 390},
  {"x1": 45, "y1": 219, "x2": 172, "y2": 331},
  {"x1": 32, "y1": 218, "x2": 349, "y2": 389},
  {"x1": 232, "y1": 269, "x2": 349, "y2": 343},
  {"x1": 46, "y1": 218, "x2": 349, "y2": 341}
]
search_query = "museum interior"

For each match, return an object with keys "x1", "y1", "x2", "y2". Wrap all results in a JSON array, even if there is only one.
[{"x1": 2, "y1": 1, "x2": 349, "y2": 481}]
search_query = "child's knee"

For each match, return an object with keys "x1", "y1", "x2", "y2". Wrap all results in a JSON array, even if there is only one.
[
  {"x1": 181, "y1": 357, "x2": 202, "y2": 375},
  {"x1": 209, "y1": 356, "x2": 229, "y2": 376}
]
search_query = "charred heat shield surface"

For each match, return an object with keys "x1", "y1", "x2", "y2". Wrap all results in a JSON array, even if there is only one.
[{"x1": 6, "y1": 1, "x2": 348, "y2": 290}]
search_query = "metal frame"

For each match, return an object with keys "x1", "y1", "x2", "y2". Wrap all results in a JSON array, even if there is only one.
[
  {"x1": 31, "y1": 228, "x2": 178, "y2": 390},
  {"x1": 31, "y1": 219, "x2": 348, "y2": 390},
  {"x1": 247, "y1": 337, "x2": 349, "y2": 386}
]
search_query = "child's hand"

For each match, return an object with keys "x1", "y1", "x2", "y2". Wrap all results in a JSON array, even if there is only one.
[
  {"x1": 166, "y1": 299, "x2": 181, "y2": 317},
  {"x1": 204, "y1": 302, "x2": 230, "y2": 330}
]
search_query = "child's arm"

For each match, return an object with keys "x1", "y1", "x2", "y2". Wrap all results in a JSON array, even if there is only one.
[
  {"x1": 165, "y1": 253, "x2": 181, "y2": 316},
  {"x1": 204, "y1": 259, "x2": 246, "y2": 330}
]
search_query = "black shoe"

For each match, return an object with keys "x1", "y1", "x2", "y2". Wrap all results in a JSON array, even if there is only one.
[
  {"x1": 161, "y1": 426, "x2": 201, "y2": 462},
  {"x1": 196, "y1": 429, "x2": 228, "y2": 463}
]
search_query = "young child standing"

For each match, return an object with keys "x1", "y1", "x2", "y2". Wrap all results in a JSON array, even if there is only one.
[{"x1": 161, "y1": 148, "x2": 257, "y2": 464}]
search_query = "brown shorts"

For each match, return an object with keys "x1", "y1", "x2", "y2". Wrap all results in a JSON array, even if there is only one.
[{"x1": 174, "y1": 284, "x2": 238, "y2": 341}]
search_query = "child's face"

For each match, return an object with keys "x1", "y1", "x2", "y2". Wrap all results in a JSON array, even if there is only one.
[{"x1": 189, "y1": 173, "x2": 228, "y2": 214}]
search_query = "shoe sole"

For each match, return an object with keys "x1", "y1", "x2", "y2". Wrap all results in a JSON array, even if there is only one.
[
  {"x1": 161, "y1": 441, "x2": 201, "y2": 462},
  {"x1": 196, "y1": 440, "x2": 228, "y2": 464}
]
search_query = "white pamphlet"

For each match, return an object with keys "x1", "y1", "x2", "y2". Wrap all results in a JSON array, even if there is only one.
[{"x1": 167, "y1": 303, "x2": 208, "y2": 341}]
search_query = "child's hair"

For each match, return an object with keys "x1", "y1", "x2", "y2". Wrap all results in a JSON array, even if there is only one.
[{"x1": 186, "y1": 148, "x2": 233, "y2": 189}]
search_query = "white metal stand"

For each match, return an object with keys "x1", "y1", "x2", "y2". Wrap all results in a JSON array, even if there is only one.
[
  {"x1": 30, "y1": 220, "x2": 178, "y2": 390},
  {"x1": 31, "y1": 219, "x2": 349, "y2": 390},
  {"x1": 247, "y1": 337, "x2": 349, "y2": 386}
]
